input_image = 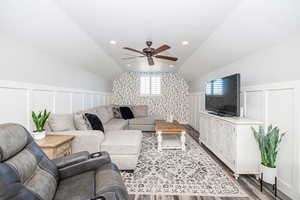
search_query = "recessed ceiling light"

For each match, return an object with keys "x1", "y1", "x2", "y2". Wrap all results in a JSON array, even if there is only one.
[
  {"x1": 109, "y1": 40, "x2": 117, "y2": 45},
  {"x1": 127, "y1": 64, "x2": 131, "y2": 67},
  {"x1": 169, "y1": 64, "x2": 174, "y2": 68},
  {"x1": 182, "y1": 41, "x2": 189, "y2": 46}
]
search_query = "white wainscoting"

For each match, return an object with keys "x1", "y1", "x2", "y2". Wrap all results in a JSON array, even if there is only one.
[
  {"x1": 0, "y1": 80, "x2": 112, "y2": 131},
  {"x1": 188, "y1": 80, "x2": 300, "y2": 199},
  {"x1": 188, "y1": 92, "x2": 204, "y2": 131}
]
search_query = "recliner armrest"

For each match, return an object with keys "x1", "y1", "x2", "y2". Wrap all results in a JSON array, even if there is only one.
[
  {"x1": 58, "y1": 151, "x2": 111, "y2": 179},
  {"x1": 53, "y1": 151, "x2": 90, "y2": 169}
]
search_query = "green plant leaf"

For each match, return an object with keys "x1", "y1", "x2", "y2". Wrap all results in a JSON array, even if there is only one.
[
  {"x1": 32, "y1": 109, "x2": 51, "y2": 132},
  {"x1": 252, "y1": 125, "x2": 286, "y2": 168}
]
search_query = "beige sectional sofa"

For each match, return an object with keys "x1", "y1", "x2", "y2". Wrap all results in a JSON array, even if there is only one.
[{"x1": 46, "y1": 105, "x2": 161, "y2": 170}]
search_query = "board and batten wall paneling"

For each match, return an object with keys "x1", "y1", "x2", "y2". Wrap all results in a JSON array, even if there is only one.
[
  {"x1": 55, "y1": 91, "x2": 72, "y2": 114},
  {"x1": 189, "y1": 80, "x2": 300, "y2": 199},
  {"x1": 0, "y1": 80, "x2": 112, "y2": 131},
  {"x1": 0, "y1": 87, "x2": 28, "y2": 127}
]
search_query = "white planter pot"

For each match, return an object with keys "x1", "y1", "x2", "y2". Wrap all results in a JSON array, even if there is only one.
[
  {"x1": 262, "y1": 165, "x2": 277, "y2": 184},
  {"x1": 32, "y1": 131, "x2": 46, "y2": 140}
]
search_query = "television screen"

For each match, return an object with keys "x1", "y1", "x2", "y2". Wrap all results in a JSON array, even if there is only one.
[{"x1": 205, "y1": 74, "x2": 240, "y2": 117}]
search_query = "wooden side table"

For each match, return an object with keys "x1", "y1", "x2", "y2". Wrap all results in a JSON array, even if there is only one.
[{"x1": 35, "y1": 135, "x2": 75, "y2": 159}]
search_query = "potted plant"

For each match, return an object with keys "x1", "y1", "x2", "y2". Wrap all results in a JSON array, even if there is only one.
[
  {"x1": 32, "y1": 109, "x2": 51, "y2": 140},
  {"x1": 252, "y1": 125, "x2": 286, "y2": 184}
]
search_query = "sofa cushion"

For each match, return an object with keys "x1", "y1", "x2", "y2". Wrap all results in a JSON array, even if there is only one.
[
  {"x1": 96, "y1": 106, "x2": 112, "y2": 124},
  {"x1": 84, "y1": 113, "x2": 104, "y2": 133},
  {"x1": 129, "y1": 116, "x2": 157, "y2": 125},
  {"x1": 112, "y1": 106, "x2": 122, "y2": 119},
  {"x1": 54, "y1": 171, "x2": 95, "y2": 200},
  {"x1": 101, "y1": 130, "x2": 142, "y2": 155},
  {"x1": 73, "y1": 114, "x2": 89, "y2": 130},
  {"x1": 132, "y1": 105, "x2": 148, "y2": 117},
  {"x1": 104, "y1": 119, "x2": 128, "y2": 131},
  {"x1": 119, "y1": 106, "x2": 134, "y2": 120},
  {"x1": 105, "y1": 105, "x2": 114, "y2": 120},
  {"x1": 48, "y1": 114, "x2": 75, "y2": 132}
]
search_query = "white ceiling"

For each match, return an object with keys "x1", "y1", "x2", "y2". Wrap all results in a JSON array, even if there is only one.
[
  {"x1": 0, "y1": 0, "x2": 122, "y2": 80},
  {"x1": 55, "y1": 0, "x2": 240, "y2": 73},
  {"x1": 0, "y1": 0, "x2": 300, "y2": 81},
  {"x1": 181, "y1": 0, "x2": 300, "y2": 81}
]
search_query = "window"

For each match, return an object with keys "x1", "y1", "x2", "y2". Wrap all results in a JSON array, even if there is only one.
[
  {"x1": 140, "y1": 75, "x2": 161, "y2": 96},
  {"x1": 206, "y1": 79, "x2": 224, "y2": 95}
]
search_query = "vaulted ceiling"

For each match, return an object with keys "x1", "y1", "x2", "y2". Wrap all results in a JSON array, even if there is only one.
[{"x1": 1, "y1": 0, "x2": 300, "y2": 82}]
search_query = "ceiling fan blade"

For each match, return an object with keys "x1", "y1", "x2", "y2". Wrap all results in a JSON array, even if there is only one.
[
  {"x1": 123, "y1": 47, "x2": 145, "y2": 55},
  {"x1": 153, "y1": 44, "x2": 170, "y2": 55},
  {"x1": 147, "y1": 56, "x2": 154, "y2": 66},
  {"x1": 121, "y1": 56, "x2": 145, "y2": 60},
  {"x1": 155, "y1": 55, "x2": 178, "y2": 61}
]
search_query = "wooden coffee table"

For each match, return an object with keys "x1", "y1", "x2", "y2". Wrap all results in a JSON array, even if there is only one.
[{"x1": 155, "y1": 120, "x2": 186, "y2": 151}]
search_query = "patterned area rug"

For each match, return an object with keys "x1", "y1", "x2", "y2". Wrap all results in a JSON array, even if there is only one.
[{"x1": 121, "y1": 133, "x2": 248, "y2": 197}]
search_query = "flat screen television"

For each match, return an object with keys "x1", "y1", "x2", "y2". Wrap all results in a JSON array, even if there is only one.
[{"x1": 205, "y1": 73, "x2": 240, "y2": 117}]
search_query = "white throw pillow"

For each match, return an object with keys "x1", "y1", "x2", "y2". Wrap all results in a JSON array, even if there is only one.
[
  {"x1": 132, "y1": 105, "x2": 148, "y2": 117},
  {"x1": 48, "y1": 114, "x2": 76, "y2": 132}
]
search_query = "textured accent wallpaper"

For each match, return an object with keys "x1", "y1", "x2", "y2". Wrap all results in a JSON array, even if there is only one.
[{"x1": 112, "y1": 72, "x2": 190, "y2": 122}]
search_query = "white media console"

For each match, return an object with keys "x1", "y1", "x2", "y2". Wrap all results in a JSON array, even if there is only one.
[{"x1": 199, "y1": 111, "x2": 263, "y2": 179}]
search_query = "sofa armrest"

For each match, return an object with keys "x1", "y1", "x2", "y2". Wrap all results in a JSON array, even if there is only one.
[
  {"x1": 58, "y1": 151, "x2": 111, "y2": 179},
  {"x1": 53, "y1": 151, "x2": 90, "y2": 168},
  {"x1": 49, "y1": 130, "x2": 105, "y2": 154}
]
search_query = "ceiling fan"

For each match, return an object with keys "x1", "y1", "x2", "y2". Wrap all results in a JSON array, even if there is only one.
[{"x1": 122, "y1": 41, "x2": 178, "y2": 66}]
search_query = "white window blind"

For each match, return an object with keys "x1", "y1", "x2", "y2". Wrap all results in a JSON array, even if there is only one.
[
  {"x1": 151, "y1": 76, "x2": 161, "y2": 95},
  {"x1": 213, "y1": 79, "x2": 224, "y2": 95},
  {"x1": 140, "y1": 75, "x2": 161, "y2": 96},
  {"x1": 140, "y1": 76, "x2": 150, "y2": 95},
  {"x1": 206, "y1": 79, "x2": 224, "y2": 95}
]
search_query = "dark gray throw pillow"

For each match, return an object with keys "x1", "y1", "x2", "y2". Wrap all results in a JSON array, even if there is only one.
[
  {"x1": 119, "y1": 106, "x2": 134, "y2": 120},
  {"x1": 84, "y1": 113, "x2": 104, "y2": 133}
]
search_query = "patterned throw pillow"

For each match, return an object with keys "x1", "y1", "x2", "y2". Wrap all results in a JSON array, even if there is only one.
[
  {"x1": 73, "y1": 114, "x2": 90, "y2": 130},
  {"x1": 112, "y1": 106, "x2": 122, "y2": 119}
]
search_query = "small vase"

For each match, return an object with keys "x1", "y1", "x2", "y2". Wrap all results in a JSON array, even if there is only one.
[
  {"x1": 261, "y1": 165, "x2": 277, "y2": 184},
  {"x1": 32, "y1": 131, "x2": 46, "y2": 140},
  {"x1": 167, "y1": 114, "x2": 173, "y2": 123}
]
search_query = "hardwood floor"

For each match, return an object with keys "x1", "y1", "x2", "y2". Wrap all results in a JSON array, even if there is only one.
[{"x1": 134, "y1": 127, "x2": 291, "y2": 200}]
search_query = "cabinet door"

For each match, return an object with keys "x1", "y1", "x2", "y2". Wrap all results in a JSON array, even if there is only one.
[
  {"x1": 222, "y1": 122, "x2": 236, "y2": 167},
  {"x1": 216, "y1": 119, "x2": 225, "y2": 154},
  {"x1": 199, "y1": 115, "x2": 204, "y2": 142},
  {"x1": 199, "y1": 115, "x2": 207, "y2": 143},
  {"x1": 209, "y1": 118, "x2": 218, "y2": 152}
]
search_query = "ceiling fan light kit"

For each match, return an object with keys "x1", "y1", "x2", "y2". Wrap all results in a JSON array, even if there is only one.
[{"x1": 123, "y1": 41, "x2": 178, "y2": 66}]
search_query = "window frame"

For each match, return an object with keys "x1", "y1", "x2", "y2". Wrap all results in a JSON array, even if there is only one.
[{"x1": 140, "y1": 75, "x2": 161, "y2": 96}]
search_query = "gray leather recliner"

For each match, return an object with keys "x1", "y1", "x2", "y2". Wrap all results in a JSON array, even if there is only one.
[{"x1": 0, "y1": 123, "x2": 129, "y2": 200}]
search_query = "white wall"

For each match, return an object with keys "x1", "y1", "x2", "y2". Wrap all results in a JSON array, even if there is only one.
[
  {"x1": 0, "y1": 34, "x2": 113, "y2": 131},
  {"x1": 188, "y1": 35, "x2": 300, "y2": 199},
  {"x1": 0, "y1": 80, "x2": 112, "y2": 131},
  {"x1": 0, "y1": 34, "x2": 112, "y2": 92},
  {"x1": 190, "y1": 35, "x2": 300, "y2": 92}
]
